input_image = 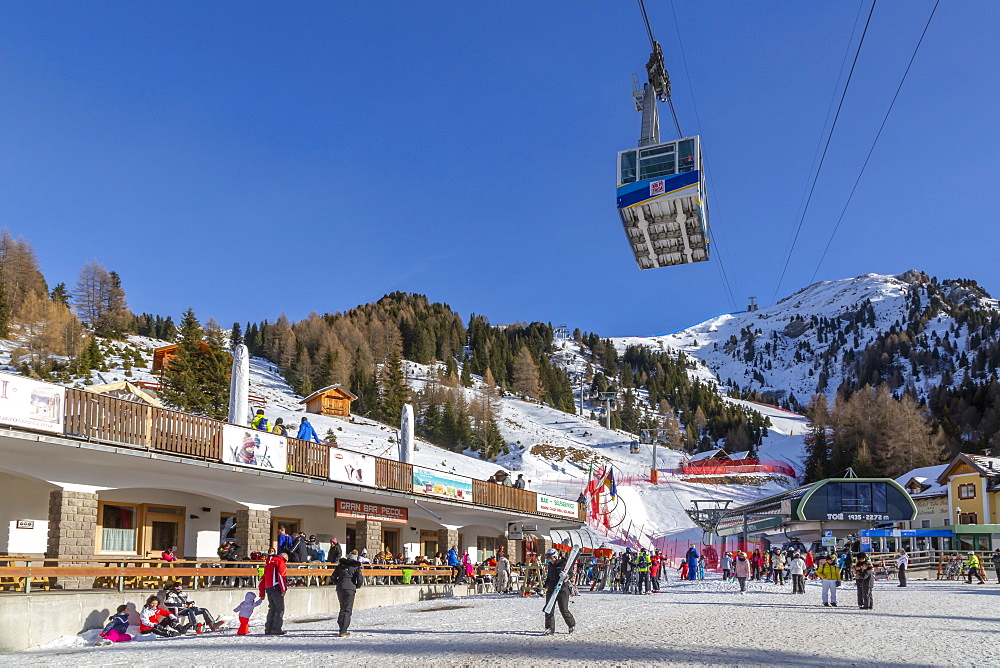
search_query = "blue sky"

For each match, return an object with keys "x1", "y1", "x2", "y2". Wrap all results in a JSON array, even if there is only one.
[{"x1": 1, "y1": 1, "x2": 996, "y2": 337}]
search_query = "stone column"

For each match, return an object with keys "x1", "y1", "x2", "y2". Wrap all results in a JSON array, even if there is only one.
[
  {"x1": 46, "y1": 489, "x2": 99, "y2": 589},
  {"x1": 499, "y1": 536, "x2": 520, "y2": 562},
  {"x1": 235, "y1": 508, "x2": 271, "y2": 557},
  {"x1": 356, "y1": 519, "x2": 383, "y2": 555},
  {"x1": 438, "y1": 528, "x2": 459, "y2": 555},
  {"x1": 536, "y1": 535, "x2": 553, "y2": 557}
]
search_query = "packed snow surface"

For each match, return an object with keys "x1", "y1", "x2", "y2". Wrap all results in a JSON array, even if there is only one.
[{"x1": 9, "y1": 579, "x2": 996, "y2": 666}]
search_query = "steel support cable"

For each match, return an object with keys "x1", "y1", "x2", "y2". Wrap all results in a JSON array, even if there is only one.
[
  {"x1": 638, "y1": 0, "x2": 656, "y2": 48},
  {"x1": 788, "y1": 0, "x2": 867, "y2": 267},
  {"x1": 668, "y1": 0, "x2": 739, "y2": 311},
  {"x1": 810, "y1": 0, "x2": 940, "y2": 283},
  {"x1": 770, "y1": 0, "x2": 878, "y2": 304}
]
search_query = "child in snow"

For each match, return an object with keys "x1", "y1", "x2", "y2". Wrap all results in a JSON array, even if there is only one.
[
  {"x1": 234, "y1": 591, "x2": 263, "y2": 636},
  {"x1": 697, "y1": 555, "x2": 706, "y2": 580},
  {"x1": 98, "y1": 605, "x2": 133, "y2": 644},
  {"x1": 162, "y1": 581, "x2": 223, "y2": 633},
  {"x1": 678, "y1": 561, "x2": 688, "y2": 580},
  {"x1": 139, "y1": 595, "x2": 182, "y2": 637}
]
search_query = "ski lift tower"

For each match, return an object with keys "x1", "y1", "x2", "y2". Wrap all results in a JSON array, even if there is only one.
[
  {"x1": 598, "y1": 391, "x2": 617, "y2": 430},
  {"x1": 640, "y1": 428, "x2": 672, "y2": 484},
  {"x1": 747, "y1": 297, "x2": 759, "y2": 312},
  {"x1": 554, "y1": 324, "x2": 569, "y2": 341},
  {"x1": 686, "y1": 499, "x2": 732, "y2": 545}
]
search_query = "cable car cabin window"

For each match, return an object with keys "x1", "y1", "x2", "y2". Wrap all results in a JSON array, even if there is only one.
[
  {"x1": 639, "y1": 154, "x2": 676, "y2": 180},
  {"x1": 620, "y1": 151, "x2": 637, "y2": 183},
  {"x1": 678, "y1": 139, "x2": 696, "y2": 172}
]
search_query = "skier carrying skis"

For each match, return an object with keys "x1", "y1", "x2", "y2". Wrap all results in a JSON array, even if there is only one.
[{"x1": 542, "y1": 548, "x2": 576, "y2": 636}]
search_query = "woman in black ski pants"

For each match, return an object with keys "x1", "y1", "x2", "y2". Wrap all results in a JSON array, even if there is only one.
[{"x1": 854, "y1": 554, "x2": 874, "y2": 609}]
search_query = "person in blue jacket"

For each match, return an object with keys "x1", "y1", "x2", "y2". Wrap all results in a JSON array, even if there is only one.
[
  {"x1": 277, "y1": 525, "x2": 294, "y2": 554},
  {"x1": 296, "y1": 417, "x2": 322, "y2": 443},
  {"x1": 685, "y1": 546, "x2": 699, "y2": 581},
  {"x1": 447, "y1": 546, "x2": 461, "y2": 582}
]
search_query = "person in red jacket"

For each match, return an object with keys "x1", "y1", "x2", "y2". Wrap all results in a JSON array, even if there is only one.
[
  {"x1": 650, "y1": 550, "x2": 663, "y2": 592},
  {"x1": 259, "y1": 552, "x2": 289, "y2": 635}
]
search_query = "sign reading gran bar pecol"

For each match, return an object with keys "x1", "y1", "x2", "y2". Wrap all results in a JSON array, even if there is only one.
[{"x1": 335, "y1": 498, "x2": 408, "y2": 524}]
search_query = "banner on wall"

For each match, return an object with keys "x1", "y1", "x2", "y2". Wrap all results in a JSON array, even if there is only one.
[
  {"x1": 412, "y1": 466, "x2": 473, "y2": 502},
  {"x1": 536, "y1": 493, "x2": 579, "y2": 519},
  {"x1": 335, "y1": 498, "x2": 408, "y2": 524},
  {"x1": 0, "y1": 372, "x2": 64, "y2": 433},
  {"x1": 222, "y1": 424, "x2": 287, "y2": 472},
  {"x1": 329, "y1": 449, "x2": 376, "y2": 488}
]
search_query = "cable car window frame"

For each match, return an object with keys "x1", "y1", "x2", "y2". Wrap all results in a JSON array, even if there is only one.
[
  {"x1": 677, "y1": 138, "x2": 696, "y2": 173},
  {"x1": 619, "y1": 151, "x2": 638, "y2": 184},
  {"x1": 639, "y1": 153, "x2": 677, "y2": 180}
]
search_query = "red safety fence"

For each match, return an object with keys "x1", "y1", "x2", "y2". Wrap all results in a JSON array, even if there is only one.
[{"x1": 671, "y1": 458, "x2": 796, "y2": 479}]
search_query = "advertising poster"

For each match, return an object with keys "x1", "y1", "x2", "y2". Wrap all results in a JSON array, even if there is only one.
[
  {"x1": 222, "y1": 424, "x2": 287, "y2": 472},
  {"x1": 412, "y1": 466, "x2": 473, "y2": 502},
  {"x1": 0, "y1": 372, "x2": 64, "y2": 433},
  {"x1": 536, "y1": 493, "x2": 579, "y2": 519},
  {"x1": 329, "y1": 449, "x2": 376, "y2": 488}
]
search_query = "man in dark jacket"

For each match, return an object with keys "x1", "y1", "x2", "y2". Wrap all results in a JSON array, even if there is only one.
[
  {"x1": 334, "y1": 550, "x2": 365, "y2": 637},
  {"x1": 542, "y1": 548, "x2": 575, "y2": 636},
  {"x1": 290, "y1": 533, "x2": 309, "y2": 564},
  {"x1": 991, "y1": 549, "x2": 1000, "y2": 584}
]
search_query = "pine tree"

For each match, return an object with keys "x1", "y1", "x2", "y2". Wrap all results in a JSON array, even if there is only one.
[
  {"x1": 161, "y1": 309, "x2": 208, "y2": 414},
  {"x1": 230, "y1": 322, "x2": 244, "y2": 350},
  {"x1": 803, "y1": 394, "x2": 831, "y2": 482},
  {"x1": 201, "y1": 326, "x2": 232, "y2": 420},
  {"x1": 460, "y1": 356, "x2": 472, "y2": 388},
  {"x1": 378, "y1": 351, "x2": 409, "y2": 424},
  {"x1": 50, "y1": 282, "x2": 70, "y2": 307},
  {"x1": 161, "y1": 316, "x2": 177, "y2": 342}
]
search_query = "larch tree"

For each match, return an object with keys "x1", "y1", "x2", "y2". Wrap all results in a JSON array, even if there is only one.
[
  {"x1": 0, "y1": 230, "x2": 49, "y2": 334},
  {"x1": 512, "y1": 346, "x2": 542, "y2": 399},
  {"x1": 657, "y1": 398, "x2": 685, "y2": 451},
  {"x1": 74, "y1": 261, "x2": 131, "y2": 338}
]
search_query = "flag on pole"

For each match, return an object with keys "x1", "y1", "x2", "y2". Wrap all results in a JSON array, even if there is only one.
[{"x1": 603, "y1": 468, "x2": 617, "y2": 498}]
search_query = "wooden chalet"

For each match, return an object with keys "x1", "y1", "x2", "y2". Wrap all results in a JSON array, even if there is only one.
[
  {"x1": 151, "y1": 342, "x2": 211, "y2": 374},
  {"x1": 300, "y1": 384, "x2": 358, "y2": 418}
]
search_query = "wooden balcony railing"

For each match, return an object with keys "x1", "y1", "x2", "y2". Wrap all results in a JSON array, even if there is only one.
[
  {"x1": 30, "y1": 386, "x2": 586, "y2": 522},
  {"x1": 286, "y1": 437, "x2": 329, "y2": 478},
  {"x1": 150, "y1": 408, "x2": 222, "y2": 460},
  {"x1": 472, "y1": 480, "x2": 537, "y2": 514},
  {"x1": 376, "y1": 458, "x2": 413, "y2": 493},
  {"x1": 65, "y1": 388, "x2": 150, "y2": 448}
]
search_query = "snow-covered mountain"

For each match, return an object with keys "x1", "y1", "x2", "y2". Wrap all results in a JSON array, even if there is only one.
[{"x1": 613, "y1": 270, "x2": 999, "y2": 405}]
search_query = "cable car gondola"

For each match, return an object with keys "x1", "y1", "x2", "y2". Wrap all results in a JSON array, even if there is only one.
[{"x1": 616, "y1": 10, "x2": 709, "y2": 270}]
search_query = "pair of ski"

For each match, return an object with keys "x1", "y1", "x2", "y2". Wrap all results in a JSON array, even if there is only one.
[{"x1": 542, "y1": 545, "x2": 581, "y2": 615}]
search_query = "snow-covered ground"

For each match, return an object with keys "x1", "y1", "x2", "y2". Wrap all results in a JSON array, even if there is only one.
[{"x1": 10, "y1": 579, "x2": 997, "y2": 666}]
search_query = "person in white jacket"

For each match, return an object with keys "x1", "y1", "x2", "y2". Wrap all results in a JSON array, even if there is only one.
[
  {"x1": 789, "y1": 552, "x2": 807, "y2": 594},
  {"x1": 733, "y1": 551, "x2": 751, "y2": 594},
  {"x1": 896, "y1": 550, "x2": 909, "y2": 587}
]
